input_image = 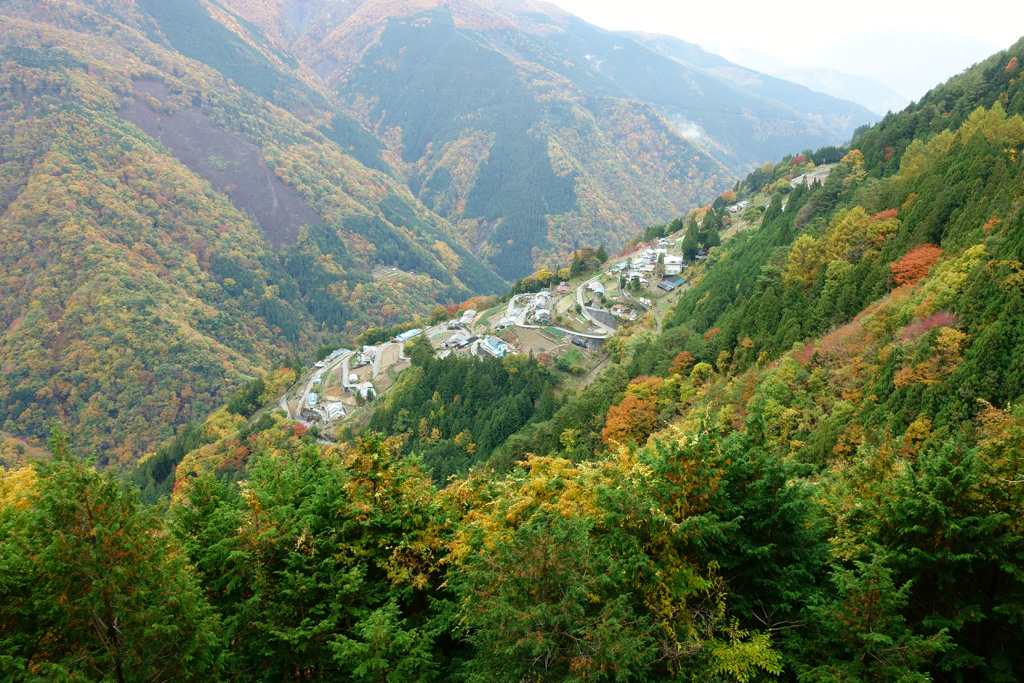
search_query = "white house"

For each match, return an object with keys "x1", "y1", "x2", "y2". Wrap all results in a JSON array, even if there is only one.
[
  {"x1": 664, "y1": 255, "x2": 684, "y2": 276},
  {"x1": 357, "y1": 346, "x2": 376, "y2": 366},
  {"x1": 324, "y1": 402, "x2": 347, "y2": 420}
]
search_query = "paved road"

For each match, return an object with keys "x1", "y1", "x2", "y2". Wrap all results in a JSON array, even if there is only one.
[
  {"x1": 322, "y1": 350, "x2": 351, "y2": 388},
  {"x1": 514, "y1": 317, "x2": 612, "y2": 340},
  {"x1": 574, "y1": 275, "x2": 616, "y2": 336},
  {"x1": 299, "y1": 372, "x2": 318, "y2": 415},
  {"x1": 341, "y1": 355, "x2": 355, "y2": 390},
  {"x1": 505, "y1": 296, "x2": 519, "y2": 319},
  {"x1": 372, "y1": 342, "x2": 393, "y2": 378},
  {"x1": 292, "y1": 350, "x2": 351, "y2": 422},
  {"x1": 503, "y1": 289, "x2": 611, "y2": 340}
]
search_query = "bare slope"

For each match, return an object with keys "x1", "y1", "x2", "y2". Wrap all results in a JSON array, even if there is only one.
[{"x1": 120, "y1": 80, "x2": 320, "y2": 246}]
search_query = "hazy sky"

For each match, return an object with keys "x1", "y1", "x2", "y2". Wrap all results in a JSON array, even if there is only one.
[{"x1": 541, "y1": 0, "x2": 1023, "y2": 100}]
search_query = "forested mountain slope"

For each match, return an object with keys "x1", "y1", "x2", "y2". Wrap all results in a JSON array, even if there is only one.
[
  {"x1": 0, "y1": 0, "x2": 880, "y2": 462},
  {"x1": 0, "y1": 0, "x2": 503, "y2": 465},
  {"x1": 3, "y1": 24, "x2": 1024, "y2": 683},
  {"x1": 218, "y1": 0, "x2": 874, "y2": 277},
  {"x1": 485, "y1": 37, "x2": 1024, "y2": 680}
]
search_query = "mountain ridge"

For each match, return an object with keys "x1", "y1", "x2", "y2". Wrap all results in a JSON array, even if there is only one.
[
  {"x1": 626, "y1": 30, "x2": 879, "y2": 140},
  {"x1": 219, "y1": 0, "x2": 879, "y2": 274}
]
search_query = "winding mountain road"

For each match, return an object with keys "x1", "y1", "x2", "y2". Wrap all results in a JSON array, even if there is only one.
[{"x1": 574, "y1": 276, "x2": 617, "y2": 336}]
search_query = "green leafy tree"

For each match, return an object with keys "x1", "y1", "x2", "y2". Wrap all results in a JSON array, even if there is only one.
[
  {"x1": 872, "y1": 444, "x2": 1024, "y2": 676},
  {"x1": 706, "y1": 225, "x2": 722, "y2": 248},
  {"x1": 707, "y1": 435, "x2": 827, "y2": 633},
  {"x1": 406, "y1": 334, "x2": 436, "y2": 367},
  {"x1": 699, "y1": 209, "x2": 722, "y2": 247},
  {"x1": 569, "y1": 251, "x2": 586, "y2": 278},
  {"x1": 0, "y1": 429, "x2": 220, "y2": 682},
  {"x1": 682, "y1": 231, "x2": 700, "y2": 262},
  {"x1": 172, "y1": 439, "x2": 444, "y2": 681},
  {"x1": 794, "y1": 555, "x2": 951, "y2": 682},
  {"x1": 683, "y1": 216, "x2": 700, "y2": 260},
  {"x1": 453, "y1": 510, "x2": 658, "y2": 682}
]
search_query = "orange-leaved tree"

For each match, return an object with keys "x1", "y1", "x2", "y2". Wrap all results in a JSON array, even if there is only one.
[
  {"x1": 890, "y1": 244, "x2": 943, "y2": 287},
  {"x1": 602, "y1": 395, "x2": 658, "y2": 448}
]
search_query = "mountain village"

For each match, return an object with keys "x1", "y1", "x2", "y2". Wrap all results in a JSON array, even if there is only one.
[{"x1": 279, "y1": 234, "x2": 704, "y2": 437}]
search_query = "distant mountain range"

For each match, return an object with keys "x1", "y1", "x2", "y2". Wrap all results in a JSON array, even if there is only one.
[
  {"x1": 770, "y1": 67, "x2": 910, "y2": 117},
  {"x1": 626, "y1": 32, "x2": 882, "y2": 134},
  {"x1": 219, "y1": 0, "x2": 879, "y2": 275}
]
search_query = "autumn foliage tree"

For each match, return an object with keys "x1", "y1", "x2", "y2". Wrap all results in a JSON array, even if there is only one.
[
  {"x1": 669, "y1": 351, "x2": 697, "y2": 376},
  {"x1": 602, "y1": 395, "x2": 658, "y2": 447},
  {"x1": 890, "y1": 243, "x2": 943, "y2": 287}
]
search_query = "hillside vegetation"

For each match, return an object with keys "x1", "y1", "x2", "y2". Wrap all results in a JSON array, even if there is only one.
[
  {"x1": 0, "y1": 0, "x2": 503, "y2": 464},
  {"x1": 0, "y1": 0, "x2": 881, "y2": 462}
]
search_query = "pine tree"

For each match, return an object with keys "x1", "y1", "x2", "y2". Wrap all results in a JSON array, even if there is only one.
[
  {"x1": 683, "y1": 216, "x2": 700, "y2": 261},
  {"x1": 172, "y1": 440, "x2": 445, "y2": 681},
  {"x1": 569, "y1": 251, "x2": 586, "y2": 278},
  {"x1": 0, "y1": 429, "x2": 220, "y2": 682},
  {"x1": 706, "y1": 225, "x2": 721, "y2": 248}
]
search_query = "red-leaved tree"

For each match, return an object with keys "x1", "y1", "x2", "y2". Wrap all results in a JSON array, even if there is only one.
[{"x1": 890, "y1": 244, "x2": 942, "y2": 287}]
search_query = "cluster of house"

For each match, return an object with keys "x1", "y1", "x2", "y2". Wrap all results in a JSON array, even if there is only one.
[
  {"x1": 356, "y1": 345, "x2": 377, "y2": 367},
  {"x1": 495, "y1": 308, "x2": 522, "y2": 330},
  {"x1": 439, "y1": 329, "x2": 514, "y2": 358},
  {"x1": 611, "y1": 246, "x2": 686, "y2": 287},
  {"x1": 306, "y1": 370, "x2": 353, "y2": 422},
  {"x1": 442, "y1": 331, "x2": 477, "y2": 349},
  {"x1": 356, "y1": 330, "x2": 419, "y2": 370},
  {"x1": 523, "y1": 291, "x2": 555, "y2": 324},
  {"x1": 344, "y1": 372, "x2": 375, "y2": 401},
  {"x1": 448, "y1": 309, "x2": 477, "y2": 328}
]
